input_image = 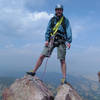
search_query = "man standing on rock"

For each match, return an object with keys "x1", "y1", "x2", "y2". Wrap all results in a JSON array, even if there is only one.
[{"x1": 27, "y1": 4, "x2": 72, "y2": 84}]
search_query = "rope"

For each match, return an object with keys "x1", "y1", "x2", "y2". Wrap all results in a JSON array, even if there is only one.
[
  {"x1": 41, "y1": 57, "x2": 49, "y2": 80},
  {"x1": 41, "y1": 38, "x2": 54, "y2": 80}
]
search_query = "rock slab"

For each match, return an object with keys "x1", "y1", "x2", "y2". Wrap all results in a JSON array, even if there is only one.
[
  {"x1": 2, "y1": 75, "x2": 54, "y2": 100},
  {"x1": 55, "y1": 84, "x2": 83, "y2": 100}
]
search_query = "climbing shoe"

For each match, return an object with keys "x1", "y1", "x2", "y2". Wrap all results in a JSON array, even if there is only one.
[
  {"x1": 26, "y1": 70, "x2": 36, "y2": 76},
  {"x1": 61, "y1": 78, "x2": 67, "y2": 84}
]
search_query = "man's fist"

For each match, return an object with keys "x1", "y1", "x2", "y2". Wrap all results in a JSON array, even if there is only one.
[
  {"x1": 45, "y1": 41, "x2": 49, "y2": 46},
  {"x1": 66, "y1": 43, "x2": 71, "y2": 49}
]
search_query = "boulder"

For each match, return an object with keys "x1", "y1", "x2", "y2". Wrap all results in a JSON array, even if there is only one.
[
  {"x1": 55, "y1": 84, "x2": 83, "y2": 100},
  {"x1": 2, "y1": 75, "x2": 54, "y2": 100}
]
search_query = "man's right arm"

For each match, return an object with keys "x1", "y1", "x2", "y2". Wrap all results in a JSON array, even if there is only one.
[
  {"x1": 45, "y1": 18, "x2": 53, "y2": 42},
  {"x1": 45, "y1": 18, "x2": 53, "y2": 46}
]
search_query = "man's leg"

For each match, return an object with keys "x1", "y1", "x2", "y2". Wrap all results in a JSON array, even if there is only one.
[
  {"x1": 27, "y1": 44, "x2": 54, "y2": 76},
  {"x1": 60, "y1": 59, "x2": 67, "y2": 84},
  {"x1": 57, "y1": 44, "x2": 67, "y2": 84},
  {"x1": 32, "y1": 44, "x2": 55, "y2": 73},
  {"x1": 60, "y1": 59, "x2": 66, "y2": 79},
  {"x1": 32, "y1": 54, "x2": 45, "y2": 73},
  {"x1": 27, "y1": 54, "x2": 45, "y2": 76}
]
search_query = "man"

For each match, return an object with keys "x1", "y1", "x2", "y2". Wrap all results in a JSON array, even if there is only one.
[{"x1": 27, "y1": 4, "x2": 72, "y2": 84}]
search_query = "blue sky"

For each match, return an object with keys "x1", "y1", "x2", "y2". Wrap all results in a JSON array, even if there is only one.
[{"x1": 0, "y1": 0, "x2": 100, "y2": 76}]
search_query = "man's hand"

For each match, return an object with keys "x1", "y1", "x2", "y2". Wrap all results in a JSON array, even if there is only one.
[
  {"x1": 45, "y1": 41, "x2": 49, "y2": 46},
  {"x1": 66, "y1": 43, "x2": 71, "y2": 49}
]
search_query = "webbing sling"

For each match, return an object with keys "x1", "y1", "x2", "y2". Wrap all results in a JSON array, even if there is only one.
[{"x1": 50, "y1": 16, "x2": 64, "y2": 36}]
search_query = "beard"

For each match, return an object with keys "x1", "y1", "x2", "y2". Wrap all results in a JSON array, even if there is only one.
[{"x1": 56, "y1": 12, "x2": 63, "y2": 16}]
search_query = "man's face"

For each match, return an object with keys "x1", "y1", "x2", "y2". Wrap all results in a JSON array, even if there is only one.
[{"x1": 55, "y1": 8, "x2": 63, "y2": 17}]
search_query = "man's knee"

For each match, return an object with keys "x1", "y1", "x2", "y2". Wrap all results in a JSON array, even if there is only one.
[
  {"x1": 60, "y1": 59, "x2": 66, "y2": 64},
  {"x1": 40, "y1": 54, "x2": 45, "y2": 60}
]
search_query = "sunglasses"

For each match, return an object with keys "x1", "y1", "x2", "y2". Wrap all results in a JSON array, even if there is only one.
[{"x1": 55, "y1": 9, "x2": 63, "y2": 11}]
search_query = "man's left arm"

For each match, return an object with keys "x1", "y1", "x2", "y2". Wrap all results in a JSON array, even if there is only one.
[{"x1": 66, "y1": 18, "x2": 72, "y2": 48}]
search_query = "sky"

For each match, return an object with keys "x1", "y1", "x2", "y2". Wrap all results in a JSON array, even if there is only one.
[{"x1": 0, "y1": 0, "x2": 100, "y2": 76}]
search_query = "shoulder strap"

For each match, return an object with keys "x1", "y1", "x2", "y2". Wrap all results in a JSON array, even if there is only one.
[
  {"x1": 51, "y1": 16, "x2": 56, "y2": 28},
  {"x1": 62, "y1": 16, "x2": 66, "y2": 34},
  {"x1": 51, "y1": 16, "x2": 64, "y2": 36}
]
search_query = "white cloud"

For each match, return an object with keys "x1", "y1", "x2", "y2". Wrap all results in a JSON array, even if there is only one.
[
  {"x1": 5, "y1": 44, "x2": 14, "y2": 48},
  {"x1": 72, "y1": 24, "x2": 84, "y2": 39},
  {"x1": 0, "y1": 0, "x2": 54, "y2": 72},
  {"x1": 31, "y1": 12, "x2": 53, "y2": 21},
  {"x1": 0, "y1": 0, "x2": 54, "y2": 42},
  {"x1": 0, "y1": 6, "x2": 53, "y2": 43},
  {"x1": 70, "y1": 15, "x2": 100, "y2": 39},
  {"x1": 0, "y1": 0, "x2": 46, "y2": 10}
]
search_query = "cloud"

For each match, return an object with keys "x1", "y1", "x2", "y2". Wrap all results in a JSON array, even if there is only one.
[
  {"x1": 0, "y1": 0, "x2": 53, "y2": 42},
  {"x1": 72, "y1": 23, "x2": 84, "y2": 39},
  {"x1": 0, "y1": 8, "x2": 53, "y2": 36},
  {"x1": 70, "y1": 17, "x2": 89, "y2": 39},
  {"x1": 70, "y1": 14, "x2": 100, "y2": 40},
  {"x1": 5, "y1": 44, "x2": 14, "y2": 49},
  {"x1": 0, "y1": 5, "x2": 53, "y2": 46},
  {"x1": 31, "y1": 12, "x2": 53, "y2": 21},
  {"x1": 0, "y1": 0, "x2": 46, "y2": 10},
  {"x1": 0, "y1": 0, "x2": 54, "y2": 73}
]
